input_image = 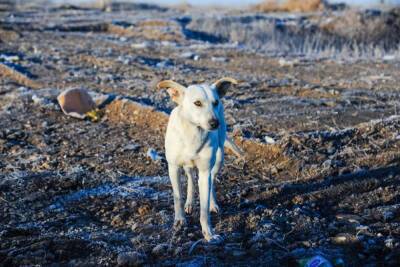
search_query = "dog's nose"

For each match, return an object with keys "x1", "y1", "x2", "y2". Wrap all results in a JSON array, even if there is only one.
[{"x1": 208, "y1": 119, "x2": 219, "y2": 129}]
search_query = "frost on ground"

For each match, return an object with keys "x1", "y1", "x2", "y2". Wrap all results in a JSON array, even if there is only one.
[{"x1": 1, "y1": 2, "x2": 400, "y2": 266}]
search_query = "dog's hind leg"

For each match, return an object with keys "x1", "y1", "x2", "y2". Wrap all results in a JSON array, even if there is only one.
[
  {"x1": 183, "y1": 166, "x2": 195, "y2": 214},
  {"x1": 209, "y1": 148, "x2": 223, "y2": 213},
  {"x1": 168, "y1": 164, "x2": 186, "y2": 228}
]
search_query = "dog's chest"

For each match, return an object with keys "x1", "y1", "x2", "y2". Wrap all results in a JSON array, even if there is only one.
[{"x1": 178, "y1": 130, "x2": 211, "y2": 166}]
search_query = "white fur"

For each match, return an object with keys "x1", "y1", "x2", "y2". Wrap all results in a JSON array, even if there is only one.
[{"x1": 159, "y1": 79, "x2": 238, "y2": 242}]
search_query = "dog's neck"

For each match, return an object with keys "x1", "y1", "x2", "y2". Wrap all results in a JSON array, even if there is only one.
[{"x1": 176, "y1": 107, "x2": 209, "y2": 152}]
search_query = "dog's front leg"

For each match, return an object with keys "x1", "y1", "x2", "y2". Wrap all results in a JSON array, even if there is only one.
[
  {"x1": 198, "y1": 167, "x2": 222, "y2": 243},
  {"x1": 168, "y1": 164, "x2": 186, "y2": 228},
  {"x1": 183, "y1": 166, "x2": 195, "y2": 214}
]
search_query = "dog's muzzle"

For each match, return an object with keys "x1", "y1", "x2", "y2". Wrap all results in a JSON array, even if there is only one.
[{"x1": 208, "y1": 119, "x2": 219, "y2": 130}]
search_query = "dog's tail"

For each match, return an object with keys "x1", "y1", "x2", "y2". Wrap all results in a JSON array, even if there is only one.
[{"x1": 224, "y1": 137, "x2": 245, "y2": 159}]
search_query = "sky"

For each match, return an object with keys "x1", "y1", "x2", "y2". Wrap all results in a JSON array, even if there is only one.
[{"x1": 51, "y1": 0, "x2": 400, "y2": 7}]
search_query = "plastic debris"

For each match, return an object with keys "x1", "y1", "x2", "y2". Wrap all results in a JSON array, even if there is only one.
[
  {"x1": 146, "y1": 148, "x2": 162, "y2": 161},
  {"x1": 57, "y1": 88, "x2": 97, "y2": 119},
  {"x1": 85, "y1": 109, "x2": 103, "y2": 122},
  {"x1": 298, "y1": 255, "x2": 344, "y2": 267},
  {"x1": 264, "y1": 136, "x2": 276, "y2": 144},
  {"x1": 298, "y1": 255, "x2": 333, "y2": 267}
]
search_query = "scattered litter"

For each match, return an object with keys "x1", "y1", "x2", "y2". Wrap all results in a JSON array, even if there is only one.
[
  {"x1": 264, "y1": 136, "x2": 276, "y2": 144},
  {"x1": 31, "y1": 94, "x2": 54, "y2": 108},
  {"x1": 297, "y1": 255, "x2": 333, "y2": 267},
  {"x1": 146, "y1": 148, "x2": 163, "y2": 161},
  {"x1": 0, "y1": 54, "x2": 20, "y2": 62},
  {"x1": 180, "y1": 52, "x2": 200, "y2": 61},
  {"x1": 211, "y1": 56, "x2": 227, "y2": 62},
  {"x1": 278, "y1": 58, "x2": 299, "y2": 67},
  {"x1": 85, "y1": 109, "x2": 103, "y2": 122},
  {"x1": 57, "y1": 88, "x2": 97, "y2": 119},
  {"x1": 131, "y1": 42, "x2": 150, "y2": 49},
  {"x1": 385, "y1": 238, "x2": 395, "y2": 249}
]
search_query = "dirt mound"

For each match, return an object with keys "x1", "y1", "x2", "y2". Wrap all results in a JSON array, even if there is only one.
[{"x1": 0, "y1": 63, "x2": 41, "y2": 89}]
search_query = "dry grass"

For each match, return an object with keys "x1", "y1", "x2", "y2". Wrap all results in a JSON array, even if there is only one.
[
  {"x1": 75, "y1": 54, "x2": 116, "y2": 68},
  {"x1": 0, "y1": 28, "x2": 21, "y2": 43},
  {"x1": 254, "y1": 0, "x2": 324, "y2": 13},
  {"x1": 106, "y1": 20, "x2": 184, "y2": 42},
  {"x1": 270, "y1": 86, "x2": 338, "y2": 100}
]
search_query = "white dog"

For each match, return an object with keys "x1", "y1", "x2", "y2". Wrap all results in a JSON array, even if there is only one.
[{"x1": 157, "y1": 77, "x2": 240, "y2": 242}]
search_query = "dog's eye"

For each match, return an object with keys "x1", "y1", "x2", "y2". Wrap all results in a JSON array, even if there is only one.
[
  {"x1": 194, "y1": 101, "x2": 202, "y2": 107},
  {"x1": 213, "y1": 100, "x2": 219, "y2": 106}
]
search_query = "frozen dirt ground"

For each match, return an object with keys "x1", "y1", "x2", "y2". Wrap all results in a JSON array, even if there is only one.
[{"x1": 1, "y1": 2, "x2": 400, "y2": 266}]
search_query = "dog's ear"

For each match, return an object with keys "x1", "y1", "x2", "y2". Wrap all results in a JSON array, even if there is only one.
[
  {"x1": 157, "y1": 80, "x2": 186, "y2": 104},
  {"x1": 212, "y1": 77, "x2": 238, "y2": 97}
]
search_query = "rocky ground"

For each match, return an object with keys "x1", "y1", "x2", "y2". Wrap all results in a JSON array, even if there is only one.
[{"x1": 1, "y1": 2, "x2": 400, "y2": 266}]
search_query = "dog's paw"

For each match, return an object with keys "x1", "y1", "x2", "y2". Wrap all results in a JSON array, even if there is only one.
[
  {"x1": 209, "y1": 203, "x2": 220, "y2": 213},
  {"x1": 205, "y1": 234, "x2": 224, "y2": 244},
  {"x1": 173, "y1": 218, "x2": 186, "y2": 230},
  {"x1": 184, "y1": 202, "x2": 193, "y2": 214}
]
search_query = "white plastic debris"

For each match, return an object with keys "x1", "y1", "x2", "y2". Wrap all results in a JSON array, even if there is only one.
[
  {"x1": 264, "y1": 136, "x2": 276, "y2": 144},
  {"x1": 278, "y1": 57, "x2": 299, "y2": 67},
  {"x1": 211, "y1": 56, "x2": 227, "y2": 62}
]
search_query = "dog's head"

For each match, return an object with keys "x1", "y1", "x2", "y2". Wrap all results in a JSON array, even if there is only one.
[{"x1": 157, "y1": 77, "x2": 237, "y2": 131}]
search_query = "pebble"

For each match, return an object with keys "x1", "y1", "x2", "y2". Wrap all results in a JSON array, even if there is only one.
[
  {"x1": 117, "y1": 251, "x2": 146, "y2": 266},
  {"x1": 331, "y1": 233, "x2": 359, "y2": 245},
  {"x1": 152, "y1": 243, "x2": 169, "y2": 256}
]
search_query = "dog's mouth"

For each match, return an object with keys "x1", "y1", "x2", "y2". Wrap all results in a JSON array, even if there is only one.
[{"x1": 208, "y1": 119, "x2": 219, "y2": 130}]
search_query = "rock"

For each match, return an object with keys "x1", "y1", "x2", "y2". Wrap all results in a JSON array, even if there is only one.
[
  {"x1": 117, "y1": 251, "x2": 146, "y2": 266},
  {"x1": 335, "y1": 214, "x2": 363, "y2": 224},
  {"x1": 152, "y1": 243, "x2": 169, "y2": 257},
  {"x1": 383, "y1": 210, "x2": 395, "y2": 221},
  {"x1": 123, "y1": 143, "x2": 140, "y2": 152},
  {"x1": 385, "y1": 238, "x2": 395, "y2": 249},
  {"x1": 137, "y1": 205, "x2": 150, "y2": 216},
  {"x1": 111, "y1": 215, "x2": 123, "y2": 226},
  {"x1": 331, "y1": 233, "x2": 359, "y2": 245},
  {"x1": 31, "y1": 94, "x2": 53, "y2": 108}
]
